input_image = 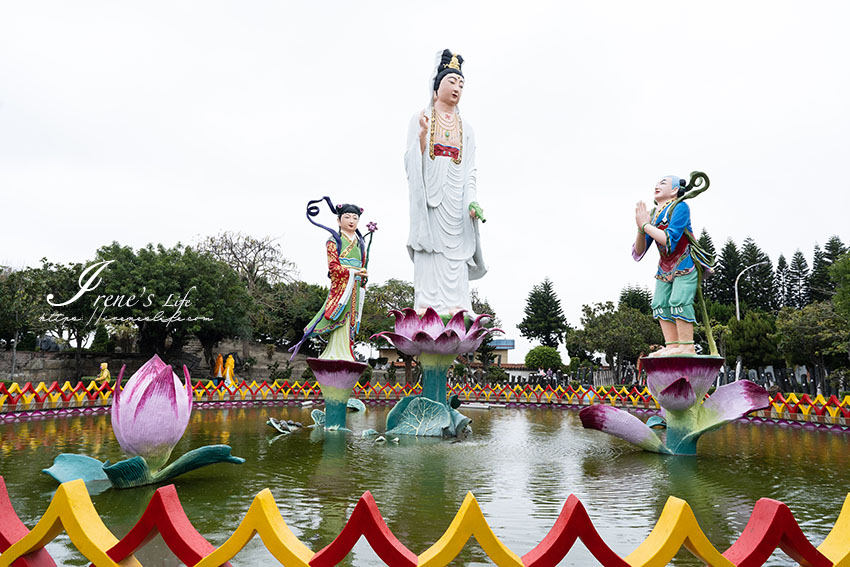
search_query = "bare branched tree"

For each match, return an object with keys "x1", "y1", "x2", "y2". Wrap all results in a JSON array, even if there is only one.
[{"x1": 197, "y1": 232, "x2": 298, "y2": 357}]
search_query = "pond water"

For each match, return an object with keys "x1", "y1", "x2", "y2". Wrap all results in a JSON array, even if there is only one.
[{"x1": 1, "y1": 405, "x2": 848, "y2": 566}]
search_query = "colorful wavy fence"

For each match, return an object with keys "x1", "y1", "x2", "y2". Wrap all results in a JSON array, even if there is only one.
[
  {"x1": 1, "y1": 380, "x2": 849, "y2": 426},
  {"x1": 1, "y1": 476, "x2": 849, "y2": 566}
]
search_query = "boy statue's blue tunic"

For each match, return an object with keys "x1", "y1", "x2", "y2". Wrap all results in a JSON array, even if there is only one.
[{"x1": 633, "y1": 200, "x2": 712, "y2": 323}]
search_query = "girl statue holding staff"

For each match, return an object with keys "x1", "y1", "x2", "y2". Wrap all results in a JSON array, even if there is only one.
[
  {"x1": 633, "y1": 173, "x2": 716, "y2": 357},
  {"x1": 405, "y1": 49, "x2": 486, "y2": 316},
  {"x1": 289, "y1": 199, "x2": 370, "y2": 361}
]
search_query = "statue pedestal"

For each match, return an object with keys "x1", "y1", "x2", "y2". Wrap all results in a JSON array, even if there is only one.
[
  {"x1": 308, "y1": 358, "x2": 367, "y2": 430},
  {"x1": 372, "y1": 307, "x2": 502, "y2": 438},
  {"x1": 385, "y1": 353, "x2": 470, "y2": 437}
]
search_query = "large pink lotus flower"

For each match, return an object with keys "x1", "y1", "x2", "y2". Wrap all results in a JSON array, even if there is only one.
[
  {"x1": 372, "y1": 307, "x2": 502, "y2": 356},
  {"x1": 112, "y1": 354, "x2": 193, "y2": 471},
  {"x1": 580, "y1": 356, "x2": 769, "y2": 455}
]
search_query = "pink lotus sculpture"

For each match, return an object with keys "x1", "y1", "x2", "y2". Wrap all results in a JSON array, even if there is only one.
[
  {"x1": 112, "y1": 355, "x2": 193, "y2": 470},
  {"x1": 580, "y1": 356, "x2": 769, "y2": 455},
  {"x1": 373, "y1": 307, "x2": 501, "y2": 356},
  {"x1": 372, "y1": 308, "x2": 502, "y2": 437},
  {"x1": 43, "y1": 354, "x2": 244, "y2": 489}
]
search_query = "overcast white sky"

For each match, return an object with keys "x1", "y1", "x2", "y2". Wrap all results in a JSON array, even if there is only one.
[{"x1": 2, "y1": 1, "x2": 849, "y2": 361}]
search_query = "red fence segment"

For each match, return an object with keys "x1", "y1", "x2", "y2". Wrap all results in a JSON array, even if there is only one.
[
  {"x1": 0, "y1": 477, "x2": 56, "y2": 567},
  {"x1": 723, "y1": 498, "x2": 832, "y2": 567}
]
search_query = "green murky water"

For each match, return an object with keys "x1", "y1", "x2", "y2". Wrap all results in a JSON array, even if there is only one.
[{"x1": 1, "y1": 405, "x2": 848, "y2": 566}]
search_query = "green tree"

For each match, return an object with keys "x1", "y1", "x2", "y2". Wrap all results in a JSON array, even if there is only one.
[
  {"x1": 260, "y1": 281, "x2": 328, "y2": 354},
  {"x1": 712, "y1": 238, "x2": 742, "y2": 305},
  {"x1": 358, "y1": 279, "x2": 414, "y2": 347},
  {"x1": 183, "y1": 248, "x2": 253, "y2": 369},
  {"x1": 697, "y1": 229, "x2": 718, "y2": 301},
  {"x1": 565, "y1": 327, "x2": 595, "y2": 365},
  {"x1": 695, "y1": 297, "x2": 735, "y2": 359},
  {"x1": 618, "y1": 285, "x2": 652, "y2": 315},
  {"x1": 525, "y1": 345, "x2": 562, "y2": 371},
  {"x1": 726, "y1": 311, "x2": 779, "y2": 368},
  {"x1": 90, "y1": 324, "x2": 111, "y2": 352},
  {"x1": 579, "y1": 302, "x2": 664, "y2": 382},
  {"x1": 810, "y1": 236, "x2": 847, "y2": 303},
  {"x1": 809, "y1": 245, "x2": 832, "y2": 303},
  {"x1": 0, "y1": 267, "x2": 48, "y2": 379},
  {"x1": 775, "y1": 254, "x2": 790, "y2": 309},
  {"x1": 357, "y1": 279, "x2": 416, "y2": 381},
  {"x1": 739, "y1": 237, "x2": 775, "y2": 311},
  {"x1": 94, "y1": 242, "x2": 252, "y2": 361},
  {"x1": 197, "y1": 232, "x2": 297, "y2": 359},
  {"x1": 831, "y1": 253, "x2": 850, "y2": 363},
  {"x1": 517, "y1": 278, "x2": 570, "y2": 348},
  {"x1": 775, "y1": 302, "x2": 848, "y2": 393},
  {"x1": 470, "y1": 288, "x2": 501, "y2": 370},
  {"x1": 787, "y1": 250, "x2": 810, "y2": 308},
  {"x1": 824, "y1": 236, "x2": 847, "y2": 266}
]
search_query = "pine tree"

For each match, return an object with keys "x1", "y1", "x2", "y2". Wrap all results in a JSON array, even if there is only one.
[
  {"x1": 739, "y1": 237, "x2": 775, "y2": 311},
  {"x1": 787, "y1": 250, "x2": 810, "y2": 308},
  {"x1": 824, "y1": 235, "x2": 847, "y2": 265},
  {"x1": 712, "y1": 238, "x2": 742, "y2": 305},
  {"x1": 517, "y1": 278, "x2": 570, "y2": 348},
  {"x1": 618, "y1": 284, "x2": 653, "y2": 315},
  {"x1": 809, "y1": 244, "x2": 832, "y2": 302},
  {"x1": 811, "y1": 235, "x2": 849, "y2": 301},
  {"x1": 697, "y1": 228, "x2": 718, "y2": 300},
  {"x1": 775, "y1": 254, "x2": 790, "y2": 309}
]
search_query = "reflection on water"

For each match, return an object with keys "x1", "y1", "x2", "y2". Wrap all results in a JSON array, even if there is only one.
[{"x1": 1, "y1": 406, "x2": 849, "y2": 566}]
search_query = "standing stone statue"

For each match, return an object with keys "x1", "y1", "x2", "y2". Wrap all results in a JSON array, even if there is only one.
[{"x1": 405, "y1": 49, "x2": 486, "y2": 316}]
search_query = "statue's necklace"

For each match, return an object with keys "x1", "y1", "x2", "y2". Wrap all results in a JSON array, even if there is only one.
[
  {"x1": 429, "y1": 106, "x2": 463, "y2": 165},
  {"x1": 653, "y1": 200, "x2": 674, "y2": 224}
]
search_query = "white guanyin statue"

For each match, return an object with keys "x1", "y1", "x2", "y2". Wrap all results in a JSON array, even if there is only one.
[{"x1": 405, "y1": 49, "x2": 486, "y2": 316}]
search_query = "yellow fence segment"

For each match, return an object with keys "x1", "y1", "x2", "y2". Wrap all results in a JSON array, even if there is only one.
[
  {"x1": 818, "y1": 493, "x2": 850, "y2": 567},
  {"x1": 624, "y1": 496, "x2": 733, "y2": 567},
  {"x1": 0, "y1": 479, "x2": 139, "y2": 567},
  {"x1": 193, "y1": 488, "x2": 313, "y2": 567},
  {"x1": 417, "y1": 492, "x2": 523, "y2": 567}
]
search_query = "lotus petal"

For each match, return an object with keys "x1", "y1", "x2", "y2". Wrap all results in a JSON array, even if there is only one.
[
  {"x1": 372, "y1": 332, "x2": 422, "y2": 356},
  {"x1": 391, "y1": 308, "x2": 421, "y2": 339},
  {"x1": 643, "y1": 356, "x2": 723, "y2": 401},
  {"x1": 431, "y1": 330, "x2": 461, "y2": 355},
  {"x1": 420, "y1": 307, "x2": 445, "y2": 339},
  {"x1": 457, "y1": 327, "x2": 503, "y2": 353},
  {"x1": 411, "y1": 330, "x2": 437, "y2": 352},
  {"x1": 308, "y1": 358, "x2": 367, "y2": 391},
  {"x1": 692, "y1": 380, "x2": 769, "y2": 437},
  {"x1": 658, "y1": 377, "x2": 696, "y2": 411},
  {"x1": 445, "y1": 310, "x2": 467, "y2": 336},
  {"x1": 579, "y1": 405, "x2": 670, "y2": 454},
  {"x1": 465, "y1": 313, "x2": 492, "y2": 337}
]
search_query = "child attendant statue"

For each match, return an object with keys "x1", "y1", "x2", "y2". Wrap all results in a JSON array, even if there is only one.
[
  {"x1": 290, "y1": 202, "x2": 368, "y2": 361},
  {"x1": 633, "y1": 174, "x2": 714, "y2": 357}
]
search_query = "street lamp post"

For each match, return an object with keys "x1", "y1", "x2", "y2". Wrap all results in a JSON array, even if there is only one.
[{"x1": 733, "y1": 261, "x2": 770, "y2": 380}]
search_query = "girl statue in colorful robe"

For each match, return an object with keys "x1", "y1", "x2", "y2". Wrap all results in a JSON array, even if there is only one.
[
  {"x1": 633, "y1": 173, "x2": 715, "y2": 357},
  {"x1": 289, "y1": 200, "x2": 368, "y2": 361},
  {"x1": 405, "y1": 49, "x2": 486, "y2": 316}
]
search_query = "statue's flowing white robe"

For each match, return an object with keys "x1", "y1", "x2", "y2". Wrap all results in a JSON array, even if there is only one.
[{"x1": 405, "y1": 111, "x2": 486, "y2": 314}]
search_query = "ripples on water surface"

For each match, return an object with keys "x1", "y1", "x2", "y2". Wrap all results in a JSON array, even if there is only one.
[{"x1": 1, "y1": 405, "x2": 848, "y2": 566}]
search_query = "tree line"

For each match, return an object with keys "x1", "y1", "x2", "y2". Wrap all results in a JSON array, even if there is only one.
[
  {"x1": 518, "y1": 233, "x2": 850, "y2": 393},
  {"x1": 0, "y1": 234, "x2": 500, "y2": 382}
]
